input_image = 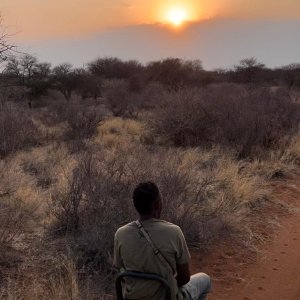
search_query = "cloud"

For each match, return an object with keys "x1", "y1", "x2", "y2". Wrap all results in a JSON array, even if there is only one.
[
  {"x1": 118, "y1": 2, "x2": 134, "y2": 9},
  {"x1": 23, "y1": 18, "x2": 300, "y2": 69}
]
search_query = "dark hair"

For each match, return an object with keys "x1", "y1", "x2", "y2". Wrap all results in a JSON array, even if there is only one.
[{"x1": 133, "y1": 182, "x2": 160, "y2": 214}]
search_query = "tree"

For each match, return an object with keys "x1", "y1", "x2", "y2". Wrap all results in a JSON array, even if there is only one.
[
  {"x1": 233, "y1": 57, "x2": 265, "y2": 84},
  {"x1": 4, "y1": 54, "x2": 38, "y2": 85},
  {"x1": 4, "y1": 56, "x2": 21, "y2": 82},
  {"x1": 20, "y1": 54, "x2": 38, "y2": 81},
  {"x1": 146, "y1": 58, "x2": 204, "y2": 90},
  {"x1": 278, "y1": 64, "x2": 300, "y2": 89},
  {"x1": 75, "y1": 69, "x2": 102, "y2": 100},
  {"x1": 33, "y1": 62, "x2": 52, "y2": 80},
  {"x1": 0, "y1": 16, "x2": 16, "y2": 64},
  {"x1": 88, "y1": 57, "x2": 143, "y2": 80},
  {"x1": 52, "y1": 63, "x2": 81, "y2": 101},
  {"x1": 103, "y1": 79, "x2": 138, "y2": 117}
]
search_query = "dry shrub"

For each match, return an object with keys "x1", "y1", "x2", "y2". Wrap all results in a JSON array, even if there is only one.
[
  {"x1": 64, "y1": 103, "x2": 103, "y2": 141},
  {"x1": 281, "y1": 131, "x2": 300, "y2": 166},
  {"x1": 49, "y1": 145, "x2": 267, "y2": 279},
  {"x1": 102, "y1": 80, "x2": 169, "y2": 118},
  {"x1": 0, "y1": 255, "x2": 81, "y2": 300},
  {"x1": 244, "y1": 130, "x2": 300, "y2": 180},
  {"x1": 95, "y1": 117, "x2": 144, "y2": 148},
  {"x1": 0, "y1": 159, "x2": 38, "y2": 246},
  {"x1": 150, "y1": 85, "x2": 299, "y2": 157},
  {"x1": 49, "y1": 150, "x2": 133, "y2": 273},
  {"x1": 149, "y1": 89, "x2": 212, "y2": 147},
  {"x1": 0, "y1": 196, "x2": 32, "y2": 244},
  {"x1": 123, "y1": 147, "x2": 268, "y2": 244},
  {"x1": 19, "y1": 144, "x2": 71, "y2": 189},
  {"x1": 0, "y1": 86, "x2": 27, "y2": 104},
  {"x1": 248, "y1": 129, "x2": 300, "y2": 177},
  {"x1": 0, "y1": 102, "x2": 40, "y2": 157},
  {"x1": 103, "y1": 79, "x2": 140, "y2": 118},
  {"x1": 32, "y1": 116, "x2": 66, "y2": 142},
  {"x1": 137, "y1": 82, "x2": 169, "y2": 111}
]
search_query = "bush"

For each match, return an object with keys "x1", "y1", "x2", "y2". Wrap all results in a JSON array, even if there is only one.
[
  {"x1": 150, "y1": 86, "x2": 299, "y2": 157},
  {"x1": 50, "y1": 151, "x2": 133, "y2": 272},
  {"x1": 95, "y1": 117, "x2": 144, "y2": 148},
  {"x1": 0, "y1": 160, "x2": 38, "y2": 247},
  {"x1": 145, "y1": 58, "x2": 205, "y2": 91},
  {"x1": 0, "y1": 103, "x2": 39, "y2": 157},
  {"x1": 64, "y1": 103, "x2": 103, "y2": 140},
  {"x1": 103, "y1": 79, "x2": 141, "y2": 118},
  {"x1": 0, "y1": 195, "x2": 33, "y2": 244},
  {"x1": 49, "y1": 146, "x2": 267, "y2": 275}
]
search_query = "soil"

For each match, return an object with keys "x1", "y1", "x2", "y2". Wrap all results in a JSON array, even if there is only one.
[{"x1": 191, "y1": 176, "x2": 300, "y2": 300}]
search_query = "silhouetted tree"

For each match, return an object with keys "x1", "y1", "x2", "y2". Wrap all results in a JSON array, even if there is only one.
[
  {"x1": 52, "y1": 63, "x2": 81, "y2": 101},
  {"x1": 20, "y1": 54, "x2": 38, "y2": 81},
  {"x1": 4, "y1": 56, "x2": 22, "y2": 83},
  {"x1": 233, "y1": 57, "x2": 265, "y2": 84},
  {"x1": 0, "y1": 16, "x2": 16, "y2": 64},
  {"x1": 88, "y1": 57, "x2": 143, "y2": 80},
  {"x1": 146, "y1": 58, "x2": 204, "y2": 90},
  {"x1": 33, "y1": 62, "x2": 52, "y2": 80},
  {"x1": 279, "y1": 64, "x2": 300, "y2": 89},
  {"x1": 103, "y1": 79, "x2": 138, "y2": 117},
  {"x1": 5, "y1": 54, "x2": 38, "y2": 85}
]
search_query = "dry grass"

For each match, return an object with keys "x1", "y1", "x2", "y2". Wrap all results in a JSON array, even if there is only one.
[
  {"x1": 95, "y1": 117, "x2": 144, "y2": 148},
  {"x1": 0, "y1": 255, "x2": 80, "y2": 300},
  {"x1": 48, "y1": 144, "x2": 270, "y2": 258},
  {"x1": 282, "y1": 131, "x2": 300, "y2": 166},
  {"x1": 0, "y1": 89, "x2": 298, "y2": 299},
  {"x1": 32, "y1": 117, "x2": 66, "y2": 142},
  {"x1": 0, "y1": 102, "x2": 40, "y2": 157},
  {"x1": 0, "y1": 158, "x2": 41, "y2": 244}
]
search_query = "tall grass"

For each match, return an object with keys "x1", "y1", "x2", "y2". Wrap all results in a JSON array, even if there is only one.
[{"x1": 0, "y1": 81, "x2": 299, "y2": 299}]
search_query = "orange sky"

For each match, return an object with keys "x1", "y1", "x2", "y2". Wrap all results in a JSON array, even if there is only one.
[{"x1": 1, "y1": 0, "x2": 300, "y2": 40}]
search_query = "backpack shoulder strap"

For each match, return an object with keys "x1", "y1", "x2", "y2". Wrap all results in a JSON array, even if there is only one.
[{"x1": 135, "y1": 220, "x2": 177, "y2": 276}]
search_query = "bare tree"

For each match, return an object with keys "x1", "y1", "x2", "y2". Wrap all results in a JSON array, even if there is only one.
[
  {"x1": 0, "y1": 16, "x2": 16, "y2": 65},
  {"x1": 88, "y1": 57, "x2": 143, "y2": 80},
  {"x1": 233, "y1": 57, "x2": 265, "y2": 84},
  {"x1": 20, "y1": 54, "x2": 38, "y2": 81},
  {"x1": 34, "y1": 62, "x2": 52, "y2": 80},
  {"x1": 146, "y1": 58, "x2": 204, "y2": 90},
  {"x1": 4, "y1": 56, "x2": 21, "y2": 77},
  {"x1": 5, "y1": 54, "x2": 38, "y2": 85},
  {"x1": 52, "y1": 63, "x2": 81, "y2": 101}
]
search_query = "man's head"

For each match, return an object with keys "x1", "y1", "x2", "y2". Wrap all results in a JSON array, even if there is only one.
[{"x1": 133, "y1": 182, "x2": 162, "y2": 218}]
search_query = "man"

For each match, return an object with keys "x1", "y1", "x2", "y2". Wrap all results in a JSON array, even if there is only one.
[{"x1": 114, "y1": 182, "x2": 211, "y2": 300}]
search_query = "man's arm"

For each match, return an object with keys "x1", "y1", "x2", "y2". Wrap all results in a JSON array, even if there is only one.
[
  {"x1": 175, "y1": 227, "x2": 191, "y2": 287},
  {"x1": 113, "y1": 231, "x2": 124, "y2": 271},
  {"x1": 176, "y1": 263, "x2": 191, "y2": 287}
]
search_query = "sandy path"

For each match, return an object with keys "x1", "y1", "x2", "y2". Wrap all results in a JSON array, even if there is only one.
[{"x1": 192, "y1": 177, "x2": 300, "y2": 300}]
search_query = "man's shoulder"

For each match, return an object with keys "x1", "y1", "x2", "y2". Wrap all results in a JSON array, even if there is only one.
[
  {"x1": 115, "y1": 222, "x2": 136, "y2": 235},
  {"x1": 156, "y1": 220, "x2": 181, "y2": 231},
  {"x1": 115, "y1": 219, "x2": 181, "y2": 236}
]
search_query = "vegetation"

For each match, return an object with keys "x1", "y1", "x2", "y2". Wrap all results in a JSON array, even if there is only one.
[{"x1": 0, "y1": 51, "x2": 299, "y2": 299}]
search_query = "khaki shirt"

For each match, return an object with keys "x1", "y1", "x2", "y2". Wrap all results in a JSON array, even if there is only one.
[{"x1": 114, "y1": 218, "x2": 190, "y2": 300}]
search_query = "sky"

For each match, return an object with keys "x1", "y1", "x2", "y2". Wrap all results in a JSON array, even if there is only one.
[{"x1": 1, "y1": 0, "x2": 300, "y2": 69}]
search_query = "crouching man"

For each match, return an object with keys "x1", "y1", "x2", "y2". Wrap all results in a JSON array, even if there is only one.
[{"x1": 114, "y1": 182, "x2": 211, "y2": 300}]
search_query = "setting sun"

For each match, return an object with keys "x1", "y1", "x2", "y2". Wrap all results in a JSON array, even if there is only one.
[{"x1": 167, "y1": 7, "x2": 188, "y2": 26}]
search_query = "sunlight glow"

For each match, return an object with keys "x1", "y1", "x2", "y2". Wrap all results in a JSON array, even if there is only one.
[{"x1": 167, "y1": 7, "x2": 188, "y2": 26}]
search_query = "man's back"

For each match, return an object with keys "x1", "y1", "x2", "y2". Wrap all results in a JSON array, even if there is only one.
[{"x1": 114, "y1": 218, "x2": 190, "y2": 300}]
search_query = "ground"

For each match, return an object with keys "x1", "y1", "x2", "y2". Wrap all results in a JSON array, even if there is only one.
[{"x1": 191, "y1": 176, "x2": 300, "y2": 300}]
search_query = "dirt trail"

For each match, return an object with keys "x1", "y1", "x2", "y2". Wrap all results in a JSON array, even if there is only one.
[{"x1": 191, "y1": 176, "x2": 300, "y2": 300}]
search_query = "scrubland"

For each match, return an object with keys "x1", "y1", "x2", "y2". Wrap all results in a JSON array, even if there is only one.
[{"x1": 0, "y1": 58, "x2": 300, "y2": 299}]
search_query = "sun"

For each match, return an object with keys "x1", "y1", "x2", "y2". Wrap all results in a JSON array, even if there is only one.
[{"x1": 167, "y1": 8, "x2": 187, "y2": 27}]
